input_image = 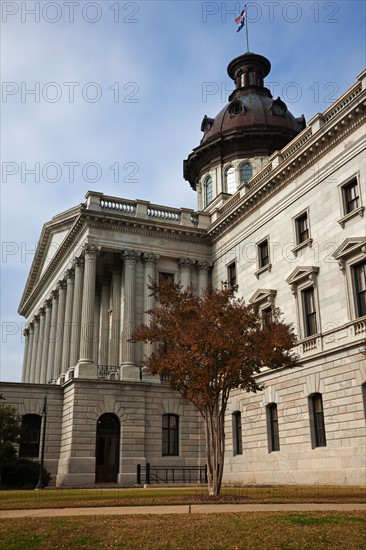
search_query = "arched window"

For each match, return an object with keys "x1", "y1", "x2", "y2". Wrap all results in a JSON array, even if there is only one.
[
  {"x1": 19, "y1": 414, "x2": 41, "y2": 458},
  {"x1": 232, "y1": 411, "x2": 242, "y2": 455},
  {"x1": 240, "y1": 163, "x2": 253, "y2": 183},
  {"x1": 162, "y1": 414, "x2": 179, "y2": 456},
  {"x1": 309, "y1": 393, "x2": 326, "y2": 448},
  {"x1": 226, "y1": 167, "x2": 236, "y2": 194},
  {"x1": 204, "y1": 176, "x2": 213, "y2": 206},
  {"x1": 266, "y1": 404, "x2": 279, "y2": 452},
  {"x1": 96, "y1": 413, "x2": 120, "y2": 483}
]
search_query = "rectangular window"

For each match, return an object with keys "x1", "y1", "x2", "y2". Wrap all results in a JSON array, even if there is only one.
[
  {"x1": 159, "y1": 272, "x2": 175, "y2": 284},
  {"x1": 267, "y1": 404, "x2": 280, "y2": 452},
  {"x1": 228, "y1": 262, "x2": 237, "y2": 288},
  {"x1": 296, "y1": 213, "x2": 309, "y2": 244},
  {"x1": 352, "y1": 261, "x2": 366, "y2": 317},
  {"x1": 302, "y1": 287, "x2": 317, "y2": 336},
  {"x1": 232, "y1": 411, "x2": 242, "y2": 455},
  {"x1": 262, "y1": 306, "x2": 272, "y2": 326},
  {"x1": 258, "y1": 240, "x2": 269, "y2": 268},
  {"x1": 19, "y1": 415, "x2": 41, "y2": 458},
  {"x1": 343, "y1": 178, "x2": 359, "y2": 214},
  {"x1": 309, "y1": 393, "x2": 326, "y2": 448},
  {"x1": 162, "y1": 414, "x2": 179, "y2": 456}
]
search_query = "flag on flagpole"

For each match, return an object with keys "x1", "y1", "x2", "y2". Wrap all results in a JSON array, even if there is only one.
[{"x1": 235, "y1": 7, "x2": 246, "y2": 32}]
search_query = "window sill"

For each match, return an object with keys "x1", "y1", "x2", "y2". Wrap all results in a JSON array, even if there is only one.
[
  {"x1": 255, "y1": 263, "x2": 272, "y2": 279},
  {"x1": 338, "y1": 206, "x2": 364, "y2": 228},
  {"x1": 291, "y1": 238, "x2": 313, "y2": 257}
]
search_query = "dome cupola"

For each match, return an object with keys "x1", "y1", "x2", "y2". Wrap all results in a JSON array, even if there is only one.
[{"x1": 184, "y1": 52, "x2": 306, "y2": 201}]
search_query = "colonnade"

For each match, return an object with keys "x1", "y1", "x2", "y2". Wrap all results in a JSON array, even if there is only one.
[{"x1": 22, "y1": 245, "x2": 211, "y2": 384}]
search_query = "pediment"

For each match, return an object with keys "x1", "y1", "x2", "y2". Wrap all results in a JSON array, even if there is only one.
[
  {"x1": 249, "y1": 288, "x2": 276, "y2": 304},
  {"x1": 332, "y1": 237, "x2": 366, "y2": 260},
  {"x1": 37, "y1": 228, "x2": 70, "y2": 280},
  {"x1": 19, "y1": 206, "x2": 82, "y2": 314},
  {"x1": 286, "y1": 266, "x2": 319, "y2": 285}
]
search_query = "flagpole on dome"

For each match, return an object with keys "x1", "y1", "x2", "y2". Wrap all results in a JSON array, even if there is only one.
[
  {"x1": 235, "y1": 4, "x2": 249, "y2": 52},
  {"x1": 245, "y1": 5, "x2": 250, "y2": 52}
]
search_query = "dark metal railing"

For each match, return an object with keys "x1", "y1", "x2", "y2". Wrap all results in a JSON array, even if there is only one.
[
  {"x1": 137, "y1": 463, "x2": 207, "y2": 485},
  {"x1": 97, "y1": 365, "x2": 120, "y2": 380}
]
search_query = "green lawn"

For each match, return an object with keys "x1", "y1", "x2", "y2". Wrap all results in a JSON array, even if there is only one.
[
  {"x1": 1, "y1": 512, "x2": 365, "y2": 549},
  {"x1": 1, "y1": 485, "x2": 365, "y2": 510}
]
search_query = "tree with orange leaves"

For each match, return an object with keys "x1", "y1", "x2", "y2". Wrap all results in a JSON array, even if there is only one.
[{"x1": 131, "y1": 280, "x2": 300, "y2": 496}]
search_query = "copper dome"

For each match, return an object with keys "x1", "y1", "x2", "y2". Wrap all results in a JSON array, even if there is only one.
[{"x1": 184, "y1": 52, "x2": 306, "y2": 189}]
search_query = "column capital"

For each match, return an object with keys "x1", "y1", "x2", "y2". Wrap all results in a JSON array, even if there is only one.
[
  {"x1": 38, "y1": 306, "x2": 45, "y2": 316},
  {"x1": 123, "y1": 249, "x2": 141, "y2": 263},
  {"x1": 57, "y1": 280, "x2": 67, "y2": 292},
  {"x1": 178, "y1": 257, "x2": 195, "y2": 270},
  {"x1": 197, "y1": 260, "x2": 212, "y2": 271},
  {"x1": 82, "y1": 243, "x2": 101, "y2": 259},
  {"x1": 43, "y1": 298, "x2": 52, "y2": 309},
  {"x1": 23, "y1": 328, "x2": 30, "y2": 337},
  {"x1": 50, "y1": 289, "x2": 59, "y2": 300},
  {"x1": 72, "y1": 256, "x2": 84, "y2": 270},
  {"x1": 143, "y1": 253, "x2": 159, "y2": 265},
  {"x1": 64, "y1": 268, "x2": 75, "y2": 283}
]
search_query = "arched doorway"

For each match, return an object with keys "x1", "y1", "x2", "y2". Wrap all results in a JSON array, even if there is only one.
[{"x1": 95, "y1": 413, "x2": 120, "y2": 483}]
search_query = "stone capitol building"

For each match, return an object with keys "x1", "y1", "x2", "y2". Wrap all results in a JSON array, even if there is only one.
[{"x1": 2, "y1": 50, "x2": 365, "y2": 487}]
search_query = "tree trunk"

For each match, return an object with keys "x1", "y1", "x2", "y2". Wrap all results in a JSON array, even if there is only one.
[{"x1": 203, "y1": 402, "x2": 226, "y2": 496}]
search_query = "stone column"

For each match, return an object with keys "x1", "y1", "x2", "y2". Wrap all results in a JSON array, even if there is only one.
[
  {"x1": 61, "y1": 269, "x2": 75, "y2": 375},
  {"x1": 121, "y1": 249, "x2": 140, "y2": 380},
  {"x1": 34, "y1": 308, "x2": 45, "y2": 383},
  {"x1": 53, "y1": 280, "x2": 67, "y2": 380},
  {"x1": 40, "y1": 300, "x2": 52, "y2": 384},
  {"x1": 29, "y1": 315, "x2": 40, "y2": 383},
  {"x1": 21, "y1": 329, "x2": 30, "y2": 383},
  {"x1": 46, "y1": 290, "x2": 59, "y2": 383},
  {"x1": 110, "y1": 269, "x2": 121, "y2": 367},
  {"x1": 93, "y1": 289, "x2": 101, "y2": 365},
  {"x1": 178, "y1": 258, "x2": 194, "y2": 289},
  {"x1": 142, "y1": 253, "x2": 159, "y2": 381},
  {"x1": 24, "y1": 324, "x2": 34, "y2": 383},
  {"x1": 78, "y1": 244, "x2": 99, "y2": 371},
  {"x1": 26, "y1": 324, "x2": 35, "y2": 383},
  {"x1": 69, "y1": 257, "x2": 84, "y2": 368},
  {"x1": 98, "y1": 275, "x2": 110, "y2": 366},
  {"x1": 197, "y1": 261, "x2": 211, "y2": 297}
]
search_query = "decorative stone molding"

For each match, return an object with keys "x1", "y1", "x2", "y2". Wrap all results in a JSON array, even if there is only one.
[
  {"x1": 142, "y1": 252, "x2": 159, "y2": 264},
  {"x1": 254, "y1": 263, "x2": 272, "y2": 279},
  {"x1": 286, "y1": 266, "x2": 319, "y2": 287},
  {"x1": 197, "y1": 260, "x2": 212, "y2": 271},
  {"x1": 178, "y1": 258, "x2": 196, "y2": 269},
  {"x1": 72, "y1": 256, "x2": 84, "y2": 270},
  {"x1": 123, "y1": 249, "x2": 141, "y2": 263},
  {"x1": 249, "y1": 289, "x2": 276, "y2": 307},
  {"x1": 82, "y1": 243, "x2": 101, "y2": 259}
]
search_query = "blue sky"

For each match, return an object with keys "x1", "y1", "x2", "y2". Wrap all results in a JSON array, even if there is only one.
[{"x1": 1, "y1": 0, "x2": 365, "y2": 382}]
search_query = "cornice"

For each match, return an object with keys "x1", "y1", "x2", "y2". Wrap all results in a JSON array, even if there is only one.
[
  {"x1": 19, "y1": 208, "x2": 211, "y2": 318},
  {"x1": 19, "y1": 214, "x2": 86, "y2": 316},
  {"x1": 207, "y1": 89, "x2": 366, "y2": 242},
  {"x1": 87, "y1": 215, "x2": 209, "y2": 244}
]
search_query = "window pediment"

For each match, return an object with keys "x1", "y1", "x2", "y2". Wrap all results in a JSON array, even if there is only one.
[
  {"x1": 332, "y1": 237, "x2": 366, "y2": 260},
  {"x1": 249, "y1": 289, "x2": 276, "y2": 305},
  {"x1": 286, "y1": 266, "x2": 319, "y2": 286}
]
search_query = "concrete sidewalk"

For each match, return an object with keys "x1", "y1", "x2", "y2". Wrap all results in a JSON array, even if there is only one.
[{"x1": 1, "y1": 503, "x2": 365, "y2": 518}]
